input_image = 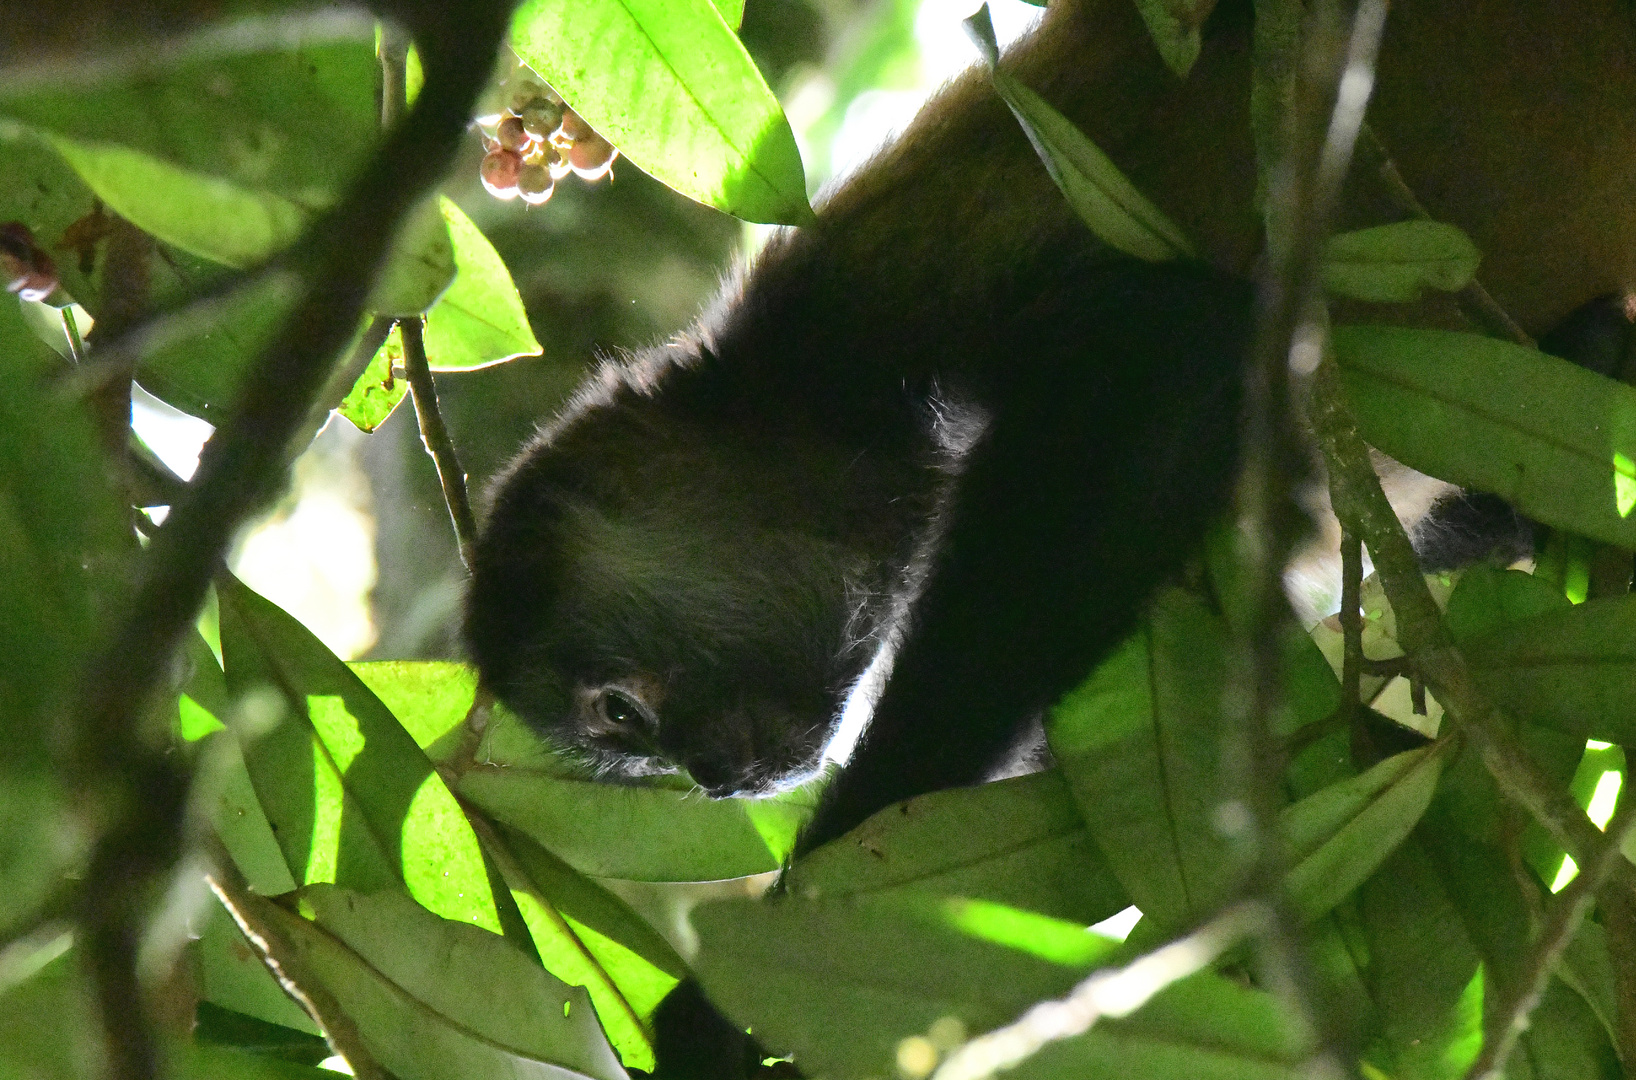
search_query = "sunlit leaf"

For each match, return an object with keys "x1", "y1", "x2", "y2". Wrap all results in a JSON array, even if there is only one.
[
  {"x1": 510, "y1": 0, "x2": 811, "y2": 225},
  {"x1": 421, "y1": 198, "x2": 542, "y2": 370},
  {"x1": 456, "y1": 765, "x2": 810, "y2": 881},
  {"x1": 789, "y1": 769, "x2": 1129, "y2": 925},
  {"x1": 336, "y1": 323, "x2": 407, "y2": 432},
  {"x1": 965, "y1": 5, "x2": 1192, "y2": 262},
  {"x1": 218, "y1": 575, "x2": 500, "y2": 931},
  {"x1": 1322, "y1": 221, "x2": 1481, "y2": 303},
  {"x1": 1336, "y1": 325, "x2": 1636, "y2": 548}
]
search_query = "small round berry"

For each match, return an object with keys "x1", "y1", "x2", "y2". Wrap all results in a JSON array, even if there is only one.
[
  {"x1": 568, "y1": 134, "x2": 617, "y2": 180},
  {"x1": 480, "y1": 148, "x2": 523, "y2": 198},
  {"x1": 509, "y1": 80, "x2": 545, "y2": 114},
  {"x1": 520, "y1": 100, "x2": 565, "y2": 141},
  {"x1": 544, "y1": 143, "x2": 572, "y2": 180},
  {"x1": 495, "y1": 114, "x2": 530, "y2": 152},
  {"x1": 518, "y1": 163, "x2": 554, "y2": 205},
  {"x1": 558, "y1": 109, "x2": 595, "y2": 143}
]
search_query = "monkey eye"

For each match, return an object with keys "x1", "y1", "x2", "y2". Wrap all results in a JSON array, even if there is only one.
[{"x1": 596, "y1": 688, "x2": 654, "y2": 734}]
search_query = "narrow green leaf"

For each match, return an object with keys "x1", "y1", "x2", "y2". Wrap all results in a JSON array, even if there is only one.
[
  {"x1": 1282, "y1": 743, "x2": 1448, "y2": 921},
  {"x1": 50, "y1": 136, "x2": 307, "y2": 267},
  {"x1": 511, "y1": 0, "x2": 811, "y2": 225},
  {"x1": 265, "y1": 885, "x2": 627, "y2": 1080},
  {"x1": 336, "y1": 323, "x2": 408, "y2": 432},
  {"x1": 787, "y1": 769, "x2": 1129, "y2": 926},
  {"x1": 421, "y1": 198, "x2": 542, "y2": 370},
  {"x1": 194, "y1": 902, "x2": 321, "y2": 1036},
  {"x1": 1335, "y1": 324, "x2": 1636, "y2": 549},
  {"x1": 965, "y1": 5, "x2": 1193, "y2": 262},
  {"x1": 1322, "y1": 221, "x2": 1481, "y2": 303},
  {"x1": 219, "y1": 575, "x2": 500, "y2": 932},
  {"x1": 348, "y1": 659, "x2": 477, "y2": 754}
]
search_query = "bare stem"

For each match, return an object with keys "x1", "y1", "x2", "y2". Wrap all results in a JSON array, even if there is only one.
[{"x1": 401, "y1": 318, "x2": 478, "y2": 569}]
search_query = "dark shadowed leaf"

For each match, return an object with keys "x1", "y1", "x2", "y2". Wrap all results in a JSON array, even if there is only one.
[
  {"x1": 1130, "y1": 0, "x2": 1216, "y2": 77},
  {"x1": 510, "y1": 0, "x2": 811, "y2": 225}
]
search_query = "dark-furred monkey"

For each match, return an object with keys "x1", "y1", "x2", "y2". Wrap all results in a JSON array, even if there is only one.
[{"x1": 464, "y1": 0, "x2": 1636, "y2": 856}]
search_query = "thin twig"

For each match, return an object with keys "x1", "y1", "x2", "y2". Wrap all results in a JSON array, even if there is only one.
[
  {"x1": 401, "y1": 318, "x2": 478, "y2": 569},
  {"x1": 1465, "y1": 797, "x2": 1636, "y2": 1080},
  {"x1": 1355, "y1": 125, "x2": 1532, "y2": 348},
  {"x1": 930, "y1": 903, "x2": 1271, "y2": 1080},
  {"x1": 204, "y1": 838, "x2": 391, "y2": 1080},
  {"x1": 69, "y1": 12, "x2": 511, "y2": 1077},
  {"x1": 1309, "y1": 356, "x2": 1610, "y2": 862},
  {"x1": 1225, "y1": 0, "x2": 1387, "y2": 1067}
]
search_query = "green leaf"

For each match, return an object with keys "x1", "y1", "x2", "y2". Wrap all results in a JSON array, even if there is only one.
[
  {"x1": 511, "y1": 0, "x2": 811, "y2": 225},
  {"x1": 202, "y1": 729, "x2": 300, "y2": 896},
  {"x1": 264, "y1": 885, "x2": 627, "y2": 1080},
  {"x1": 711, "y1": 0, "x2": 746, "y2": 28},
  {"x1": 348, "y1": 659, "x2": 477, "y2": 755},
  {"x1": 455, "y1": 765, "x2": 809, "y2": 881},
  {"x1": 49, "y1": 135, "x2": 308, "y2": 268},
  {"x1": 136, "y1": 271, "x2": 300, "y2": 420},
  {"x1": 1130, "y1": 0, "x2": 1214, "y2": 77},
  {"x1": 1335, "y1": 324, "x2": 1636, "y2": 549},
  {"x1": 1281, "y1": 744, "x2": 1448, "y2": 922},
  {"x1": 691, "y1": 893, "x2": 1307, "y2": 1080},
  {"x1": 1322, "y1": 222, "x2": 1481, "y2": 303},
  {"x1": 487, "y1": 824, "x2": 686, "y2": 1071},
  {"x1": 336, "y1": 323, "x2": 408, "y2": 431},
  {"x1": 787, "y1": 769, "x2": 1129, "y2": 926},
  {"x1": 421, "y1": 198, "x2": 542, "y2": 370},
  {"x1": 0, "y1": 137, "x2": 101, "y2": 306},
  {"x1": 366, "y1": 196, "x2": 456, "y2": 318},
  {"x1": 1443, "y1": 566, "x2": 1572, "y2": 643},
  {"x1": 0, "y1": 28, "x2": 377, "y2": 206},
  {"x1": 1460, "y1": 595, "x2": 1636, "y2": 745},
  {"x1": 218, "y1": 575, "x2": 500, "y2": 932},
  {"x1": 1047, "y1": 588, "x2": 1237, "y2": 932},
  {"x1": 965, "y1": 5, "x2": 1193, "y2": 262}
]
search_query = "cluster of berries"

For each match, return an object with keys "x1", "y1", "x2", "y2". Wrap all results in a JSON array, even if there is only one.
[
  {"x1": 1, "y1": 222, "x2": 57, "y2": 303},
  {"x1": 479, "y1": 83, "x2": 619, "y2": 205}
]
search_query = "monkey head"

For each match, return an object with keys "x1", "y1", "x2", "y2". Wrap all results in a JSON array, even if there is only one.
[{"x1": 463, "y1": 360, "x2": 880, "y2": 797}]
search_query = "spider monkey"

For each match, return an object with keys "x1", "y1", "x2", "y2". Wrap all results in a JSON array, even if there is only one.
[{"x1": 462, "y1": 0, "x2": 1636, "y2": 1076}]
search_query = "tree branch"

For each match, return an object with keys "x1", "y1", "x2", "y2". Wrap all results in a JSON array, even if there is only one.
[{"x1": 402, "y1": 317, "x2": 478, "y2": 569}]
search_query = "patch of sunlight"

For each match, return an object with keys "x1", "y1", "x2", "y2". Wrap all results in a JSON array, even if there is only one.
[
  {"x1": 1090, "y1": 904, "x2": 1143, "y2": 943},
  {"x1": 1551, "y1": 855, "x2": 1578, "y2": 893},
  {"x1": 1587, "y1": 770, "x2": 1623, "y2": 829}
]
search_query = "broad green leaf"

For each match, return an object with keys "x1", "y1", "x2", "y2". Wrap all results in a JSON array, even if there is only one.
[
  {"x1": 1322, "y1": 222, "x2": 1481, "y2": 303},
  {"x1": 456, "y1": 765, "x2": 809, "y2": 881},
  {"x1": 1131, "y1": 0, "x2": 1215, "y2": 77},
  {"x1": 1443, "y1": 566, "x2": 1571, "y2": 643},
  {"x1": 0, "y1": 136, "x2": 100, "y2": 305},
  {"x1": 511, "y1": 0, "x2": 811, "y2": 225},
  {"x1": 1460, "y1": 595, "x2": 1636, "y2": 745},
  {"x1": 348, "y1": 659, "x2": 477, "y2": 755},
  {"x1": 263, "y1": 885, "x2": 627, "y2": 1080},
  {"x1": 788, "y1": 769, "x2": 1129, "y2": 926},
  {"x1": 691, "y1": 893, "x2": 1306, "y2": 1080},
  {"x1": 1558, "y1": 921, "x2": 1620, "y2": 1056},
  {"x1": 488, "y1": 824, "x2": 687, "y2": 1071},
  {"x1": 965, "y1": 6, "x2": 1192, "y2": 262},
  {"x1": 711, "y1": 0, "x2": 746, "y2": 27},
  {"x1": 136, "y1": 271, "x2": 300, "y2": 420},
  {"x1": 1335, "y1": 324, "x2": 1636, "y2": 549},
  {"x1": 367, "y1": 196, "x2": 456, "y2": 317},
  {"x1": 421, "y1": 198, "x2": 542, "y2": 370},
  {"x1": 0, "y1": 30, "x2": 377, "y2": 206},
  {"x1": 218, "y1": 575, "x2": 500, "y2": 932},
  {"x1": 1048, "y1": 588, "x2": 1237, "y2": 932},
  {"x1": 50, "y1": 136, "x2": 308, "y2": 267},
  {"x1": 0, "y1": 297, "x2": 124, "y2": 939},
  {"x1": 1356, "y1": 841, "x2": 1485, "y2": 1080},
  {"x1": 1509, "y1": 980, "x2": 1623, "y2": 1080},
  {"x1": 1282, "y1": 743, "x2": 1448, "y2": 921},
  {"x1": 337, "y1": 323, "x2": 408, "y2": 432}
]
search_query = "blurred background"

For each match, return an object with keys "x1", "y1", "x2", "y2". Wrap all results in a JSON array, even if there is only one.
[{"x1": 134, "y1": 0, "x2": 1047, "y2": 662}]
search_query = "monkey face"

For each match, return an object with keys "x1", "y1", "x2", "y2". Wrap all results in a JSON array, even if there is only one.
[{"x1": 465, "y1": 453, "x2": 868, "y2": 797}]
